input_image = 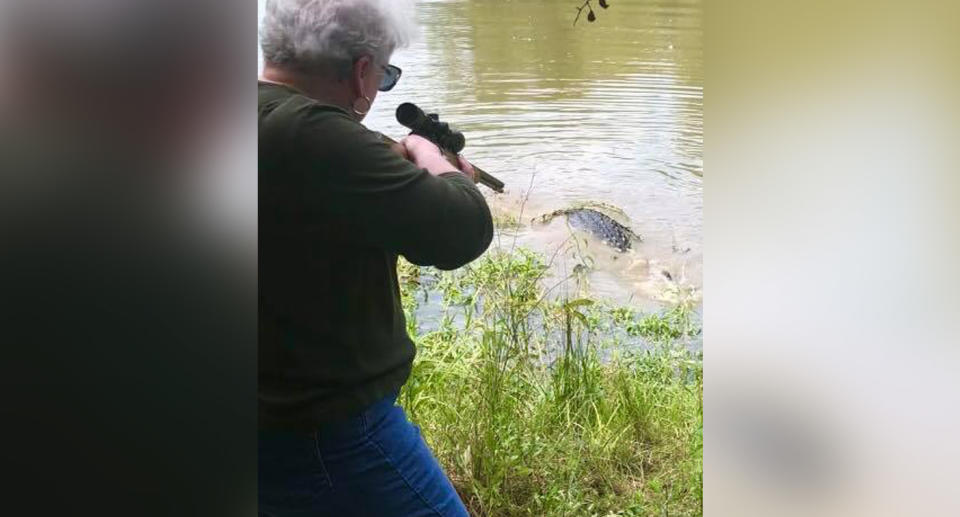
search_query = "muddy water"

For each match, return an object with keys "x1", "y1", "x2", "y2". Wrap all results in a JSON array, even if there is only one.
[{"x1": 260, "y1": 0, "x2": 703, "y2": 310}]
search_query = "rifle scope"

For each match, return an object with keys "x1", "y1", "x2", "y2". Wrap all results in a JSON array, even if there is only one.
[{"x1": 396, "y1": 103, "x2": 466, "y2": 154}]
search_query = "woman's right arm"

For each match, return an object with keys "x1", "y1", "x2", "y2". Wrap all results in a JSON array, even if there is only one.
[{"x1": 294, "y1": 108, "x2": 493, "y2": 269}]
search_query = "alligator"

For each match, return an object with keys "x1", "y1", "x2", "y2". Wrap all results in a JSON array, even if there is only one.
[{"x1": 536, "y1": 207, "x2": 641, "y2": 252}]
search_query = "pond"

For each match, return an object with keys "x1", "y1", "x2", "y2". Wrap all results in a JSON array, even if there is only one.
[{"x1": 259, "y1": 0, "x2": 702, "y2": 310}]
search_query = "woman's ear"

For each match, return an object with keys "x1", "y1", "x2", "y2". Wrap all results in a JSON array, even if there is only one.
[{"x1": 351, "y1": 55, "x2": 374, "y2": 98}]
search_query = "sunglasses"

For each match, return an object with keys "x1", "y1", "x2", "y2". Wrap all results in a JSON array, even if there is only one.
[{"x1": 379, "y1": 64, "x2": 402, "y2": 92}]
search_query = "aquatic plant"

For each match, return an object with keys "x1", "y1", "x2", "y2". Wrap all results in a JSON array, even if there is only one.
[{"x1": 397, "y1": 248, "x2": 702, "y2": 516}]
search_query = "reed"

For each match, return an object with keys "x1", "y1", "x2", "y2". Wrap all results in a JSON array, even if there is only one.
[{"x1": 397, "y1": 248, "x2": 702, "y2": 516}]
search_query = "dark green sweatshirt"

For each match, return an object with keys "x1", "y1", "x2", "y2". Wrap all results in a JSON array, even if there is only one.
[{"x1": 258, "y1": 82, "x2": 493, "y2": 429}]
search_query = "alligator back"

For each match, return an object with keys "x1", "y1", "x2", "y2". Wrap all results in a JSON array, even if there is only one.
[{"x1": 564, "y1": 208, "x2": 637, "y2": 252}]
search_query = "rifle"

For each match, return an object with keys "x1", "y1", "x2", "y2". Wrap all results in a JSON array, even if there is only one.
[{"x1": 380, "y1": 102, "x2": 505, "y2": 193}]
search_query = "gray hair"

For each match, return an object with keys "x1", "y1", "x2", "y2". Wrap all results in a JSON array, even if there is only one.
[{"x1": 261, "y1": 0, "x2": 416, "y2": 75}]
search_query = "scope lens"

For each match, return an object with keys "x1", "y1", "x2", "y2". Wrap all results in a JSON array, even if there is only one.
[{"x1": 396, "y1": 103, "x2": 423, "y2": 128}]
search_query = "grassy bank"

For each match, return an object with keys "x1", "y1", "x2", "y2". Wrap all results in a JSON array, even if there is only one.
[{"x1": 397, "y1": 248, "x2": 702, "y2": 516}]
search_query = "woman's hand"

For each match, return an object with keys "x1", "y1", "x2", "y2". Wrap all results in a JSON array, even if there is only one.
[
  {"x1": 455, "y1": 154, "x2": 476, "y2": 183},
  {"x1": 402, "y1": 134, "x2": 474, "y2": 181},
  {"x1": 389, "y1": 141, "x2": 411, "y2": 161}
]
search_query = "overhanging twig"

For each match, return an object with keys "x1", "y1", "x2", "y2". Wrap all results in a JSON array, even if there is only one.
[{"x1": 573, "y1": 0, "x2": 592, "y2": 26}]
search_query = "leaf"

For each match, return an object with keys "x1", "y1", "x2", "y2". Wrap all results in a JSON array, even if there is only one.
[
  {"x1": 572, "y1": 310, "x2": 590, "y2": 326},
  {"x1": 599, "y1": 0, "x2": 610, "y2": 8},
  {"x1": 566, "y1": 298, "x2": 595, "y2": 308},
  {"x1": 587, "y1": 9, "x2": 597, "y2": 22}
]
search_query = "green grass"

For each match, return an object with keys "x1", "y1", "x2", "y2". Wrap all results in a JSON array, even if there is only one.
[{"x1": 397, "y1": 249, "x2": 702, "y2": 516}]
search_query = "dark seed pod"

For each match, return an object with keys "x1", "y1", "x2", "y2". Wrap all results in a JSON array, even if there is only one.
[
  {"x1": 587, "y1": 9, "x2": 596, "y2": 22},
  {"x1": 599, "y1": 0, "x2": 609, "y2": 8}
]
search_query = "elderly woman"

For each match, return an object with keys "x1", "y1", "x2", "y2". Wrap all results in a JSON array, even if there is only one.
[{"x1": 258, "y1": 1, "x2": 491, "y2": 516}]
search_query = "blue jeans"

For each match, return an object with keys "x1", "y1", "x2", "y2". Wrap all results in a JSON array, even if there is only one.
[{"x1": 259, "y1": 394, "x2": 469, "y2": 517}]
